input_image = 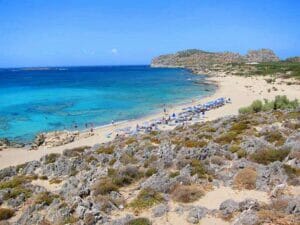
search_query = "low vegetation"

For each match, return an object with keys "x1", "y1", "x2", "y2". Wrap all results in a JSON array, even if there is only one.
[
  {"x1": 171, "y1": 185, "x2": 204, "y2": 203},
  {"x1": 0, "y1": 208, "x2": 14, "y2": 221},
  {"x1": 250, "y1": 149, "x2": 290, "y2": 165},
  {"x1": 93, "y1": 178, "x2": 119, "y2": 195},
  {"x1": 190, "y1": 159, "x2": 208, "y2": 179},
  {"x1": 262, "y1": 130, "x2": 286, "y2": 146},
  {"x1": 96, "y1": 145, "x2": 115, "y2": 154},
  {"x1": 44, "y1": 153, "x2": 60, "y2": 164},
  {"x1": 34, "y1": 192, "x2": 59, "y2": 206},
  {"x1": 234, "y1": 167, "x2": 257, "y2": 190},
  {"x1": 125, "y1": 218, "x2": 152, "y2": 225},
  {"x1": 129, "y1": 188, "x2": 163, "y2": 210},
  {"x1": 239, "y1": 95, "x2": 299, "y2": 114}
]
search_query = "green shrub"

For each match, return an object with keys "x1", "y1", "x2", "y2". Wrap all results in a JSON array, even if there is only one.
[
  {"x1": 229, "y1": 144, "x2": 241, "y2": 153},
  {"x1": 250, "y1": 149, "x2": 290, "y2": 165},
  {"x1": 0, "y1": 208, "x2": 14, "y2": 220},
  {"x1": 93, "y1": 178, "x2": 119, "y2": 195},
  {"x1": 215, "y1": 131, "x2": 239, "y2": 144},
  {"x1": 96, "y1": 145, "x2": 114, "y2": 154},
  {"x1": 49, "y1": 178, "x2": 62, "y2": 184},
  {"x1": 3, "y1": 187, "x2": 32, "y2": 200},
  {"x1": 39, "y1": 175, "x2": 48, "y2": 180},
  {"x1": 236, "y1": 149, "x2": 247, "y2": 158},
  {"x1": 34, "y1": 192, "x2": 59, "y2": 206},
  {"x1": 230, "y1": 121, "x2": 249, "y2": 134},
  {"x1": 263, "y1": 131, "x2": 286, "y2": 146},
  {"x1": 112, "y1": 166, "x2": 143, "y2": 187},
  {"x1": 109, "y1": 158, "x2": 117, "y2": 165},
  {"x1": 169, "y1": 171, "x2": 180, "y2": 178},
  {"x1": 183, "y1": 140, "x2": 207, "y2": 148},
  {"x1": 125, "y1": 218, "x2": 152, "y2": 225},
  {"x1": 0, "y1": 176, "x2": 30, "y2": 189},
  {"x1": 145, "y1": 168, "x2": 157, "y2": 177},
  {"x1": 239, "y1": 96, "x2": 299, "y2": 114},
  {"x1": 125, "y1": 137, "x2": 137, "y2": 145},
  {"x1": 190, "y1": 159, "x2": 207, "y2": 178},
  {"x1": 129, "y1": 188, "x2": 163, "y2": 210},
  {"x1": 44, "y1": 153, "x2": 60, "y2": 164}
]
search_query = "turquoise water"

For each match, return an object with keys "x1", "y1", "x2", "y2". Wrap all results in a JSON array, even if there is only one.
[{"x1": 0, "y1": 66, "x2": 216, "y2": 142}]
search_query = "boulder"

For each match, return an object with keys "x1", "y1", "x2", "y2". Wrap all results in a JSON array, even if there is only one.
[
  {"x1": 186, "y1": 206, "x2": 208, "y2": 224},
  {"x1": 239, "y1": 199, "x2": 260, "y2": 211},
  {"x1": 152, "y1": 204, "x2": 168, "y2": 217},
  {"x1": 232, "y1": 209, "x2": 258, "y2": 225},
  {"x1": 219, "y1": 199, "x2": 239, "y2": 217}
]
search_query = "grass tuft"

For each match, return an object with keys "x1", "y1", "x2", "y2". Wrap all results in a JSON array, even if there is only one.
[{"x1": 129, "y1": 188, "x2": 163, "y2": 210}]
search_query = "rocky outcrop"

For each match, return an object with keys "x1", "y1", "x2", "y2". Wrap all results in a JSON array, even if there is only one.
[
  {"x1": 245, "y1": 49, "x2": 279, "y2": 63},
  {"x1": 31, "y1": 130, "x2": 80, "y2": 149},
  {"x1": 0, "y1": 138, "x2": 24, "y2": 150}
]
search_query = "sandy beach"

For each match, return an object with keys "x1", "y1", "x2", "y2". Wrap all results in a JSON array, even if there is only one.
[{"x1": 0, "y1": 74, "x2": 299, "y2": 169}]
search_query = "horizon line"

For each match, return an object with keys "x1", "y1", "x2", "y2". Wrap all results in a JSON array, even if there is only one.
[{"x1": 0, "y1": 64, "x2": 151, "y2": 70}]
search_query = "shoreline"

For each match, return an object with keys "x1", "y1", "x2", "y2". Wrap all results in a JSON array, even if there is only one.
[{"x1": 0, "y1": 73, "x2": 299, "y2": 169}]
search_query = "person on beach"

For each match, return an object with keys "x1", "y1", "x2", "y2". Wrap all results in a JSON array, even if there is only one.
[{"x1": 111, "y1": 120, "x2": 115, "y2": 126}]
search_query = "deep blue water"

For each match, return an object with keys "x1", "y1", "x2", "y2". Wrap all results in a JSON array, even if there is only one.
[{"x1": 0, "y1": 66, "x2": 215, "y2": 142}]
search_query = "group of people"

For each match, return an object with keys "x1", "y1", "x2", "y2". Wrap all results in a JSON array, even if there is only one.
[{"x1": 116, "y1": 97, "x2": 231, "y2": 136}]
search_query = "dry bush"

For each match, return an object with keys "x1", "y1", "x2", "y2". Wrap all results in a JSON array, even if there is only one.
[
  {"x1": 271, "y1": 198, "x2": 289, "y2": 212},
  {"x1": 257, "y1": 209, "x2": 298, "y2": 225},
  {"x1": 0, "y1": 208, "x2": 14, "y2": 221},
  {"x1": 171, "y1": 185, "x2": 204, "y2": 203},
  {"x1": 120, "y1": 153, "x2": 138, "y2": 164},
  {"x1": 93, "y1": 178, "x2": 119, "y2": 195},
  {"x1": 233, "y1": 167, "x2": 257, "y2": 190},
  {"x1": 63, "y1": 146, "x2": 88, "y2": 157},
  {"x1": 210, "y1": 156, "x2": 225, "y2": 165}
]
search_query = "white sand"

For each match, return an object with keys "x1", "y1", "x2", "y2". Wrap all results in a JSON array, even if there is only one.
[{"x1": 0, "y1": 75, "x2": 299, "y2": 169}]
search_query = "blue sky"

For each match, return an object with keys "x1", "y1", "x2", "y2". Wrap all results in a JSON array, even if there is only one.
[{"x1": 0, "y1": 0, "x2": 299, "y2": 67}]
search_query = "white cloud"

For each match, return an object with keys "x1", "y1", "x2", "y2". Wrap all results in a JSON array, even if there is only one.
[{"x1": 111, "y1": 48, "x2": 118, "y2": 55}]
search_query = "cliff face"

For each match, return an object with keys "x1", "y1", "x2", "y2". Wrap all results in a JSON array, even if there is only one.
[{"x1": 151, "y1": 48, "x2": 279, "y2": 68}]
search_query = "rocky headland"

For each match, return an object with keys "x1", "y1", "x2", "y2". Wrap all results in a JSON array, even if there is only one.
[{"x1": 151, "y1": 49, "x2": 300, "y2": 81}]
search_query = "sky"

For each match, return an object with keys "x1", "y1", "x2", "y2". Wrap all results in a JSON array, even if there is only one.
[{"x1": 0, "y1": 0, "x2": 299, "y2": 67}]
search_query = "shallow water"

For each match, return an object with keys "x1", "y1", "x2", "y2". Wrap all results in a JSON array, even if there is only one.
[{"x1": 0, "y1": 66, "x2": 216, "y2": 142}]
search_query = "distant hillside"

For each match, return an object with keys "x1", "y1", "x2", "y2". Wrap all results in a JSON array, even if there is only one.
[
  {"x1": 151, "y1": 48, "x2": 279, "y2": 68},
  {"x1": 152, "y1": 49, "x2": 300, "y2": 80}
]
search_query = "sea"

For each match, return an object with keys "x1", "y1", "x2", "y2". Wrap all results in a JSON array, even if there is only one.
[{"x1": 0, "y1": 65, "x2": 216, "y2": 142}]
